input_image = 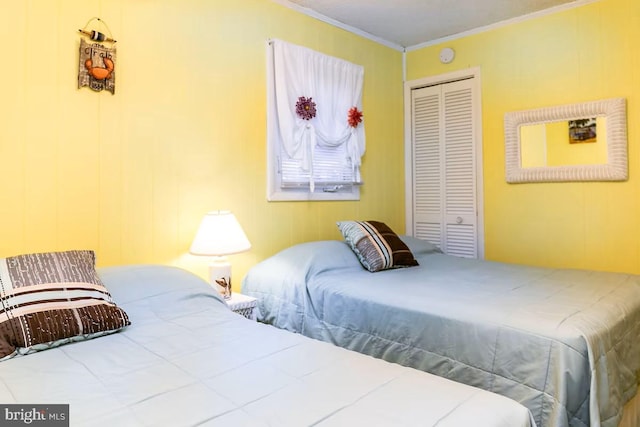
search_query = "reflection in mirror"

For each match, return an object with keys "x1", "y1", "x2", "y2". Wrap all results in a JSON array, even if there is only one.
[
  {"x1": 520, "y1": 118, "x2": 608, "y2": 168},
  {"x1": 505, "y1": 98, "x2": 627, "y2": 183},
  {"x1": 520, "y1": 124, "x2": 547, "y2": 168}
]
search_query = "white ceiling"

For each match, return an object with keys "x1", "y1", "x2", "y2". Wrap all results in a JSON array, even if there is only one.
[{"x1": 278, "y1": 0, "x2": 593, "y2": 50}]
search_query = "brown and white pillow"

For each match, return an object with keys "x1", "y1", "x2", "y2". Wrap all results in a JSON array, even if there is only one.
[
  {"x1": 337, "y1": 221, "x2": 419, "y2": 272},
  {"x1": 0, "y1": 250, "x2": 130, "y2": 359}
]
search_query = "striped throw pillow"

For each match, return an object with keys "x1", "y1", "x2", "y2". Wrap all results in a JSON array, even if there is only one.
[
  {"x1": 337, "y1": 221, "x2": 419, "y2": 272},
  {"x1": 0, "y1": 250, "x2": 130, "y2": 359}
]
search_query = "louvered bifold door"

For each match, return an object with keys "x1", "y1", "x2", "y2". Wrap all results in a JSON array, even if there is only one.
[
  {"x1": 411, "y1": 78, "x2": 477, "y2": 258},
  {"x1": 442, "y1": 79, "x2": 477, "y2": 258},
  {"x1": 412, "y1": 85, "x2": 444, "y2": 248}
]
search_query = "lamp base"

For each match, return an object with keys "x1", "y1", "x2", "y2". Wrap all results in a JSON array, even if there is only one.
[{"x1": 208, "y1": 257, "x2": 232, "y2": 299}]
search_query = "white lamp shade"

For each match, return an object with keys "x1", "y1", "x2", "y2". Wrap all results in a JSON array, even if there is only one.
[{"x1": 189, "y1": 211, "x2": 251, "y2": 256}]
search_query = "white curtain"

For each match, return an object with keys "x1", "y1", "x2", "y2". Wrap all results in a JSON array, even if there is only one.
[{"x1": 270, "y1": 39, "x2": 365, "y2": 191}]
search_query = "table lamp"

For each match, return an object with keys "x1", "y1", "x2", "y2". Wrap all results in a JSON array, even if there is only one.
[{"x1": 189, "y1": 211, "x2": 251, "y2": 299}]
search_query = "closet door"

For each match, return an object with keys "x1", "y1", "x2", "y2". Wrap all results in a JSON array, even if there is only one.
[{"x1": 411, "y1": 78, "x2": 478, "y2": 258}]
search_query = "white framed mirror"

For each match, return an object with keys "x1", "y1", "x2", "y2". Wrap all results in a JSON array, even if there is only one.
[{"x1": 504, "y1": 98, "x2": 627, "y2": 183}]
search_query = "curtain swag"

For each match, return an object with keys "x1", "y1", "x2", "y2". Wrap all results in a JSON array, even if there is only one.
[{"x1": 270, "y1": 39, "x2": 365, "y2": 191}]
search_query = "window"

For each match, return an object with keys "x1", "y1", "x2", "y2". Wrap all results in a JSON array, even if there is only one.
[{"x1": 266, "y1": 39, "x2": 365, "y2": 201}]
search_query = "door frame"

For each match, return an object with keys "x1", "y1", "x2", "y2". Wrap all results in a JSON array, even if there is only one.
[{"x1": 403, "y1": 67, "x2": 485, "y2": 259}]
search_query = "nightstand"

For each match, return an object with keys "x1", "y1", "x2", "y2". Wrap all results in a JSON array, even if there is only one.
[{"x1": 226, "y1": 293, "x2": 258, "y2": 320}]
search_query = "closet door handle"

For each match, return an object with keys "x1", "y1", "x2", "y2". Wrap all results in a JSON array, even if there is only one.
[{"x1": 456, "y1": 216, "x2": 463, "y2": 224}]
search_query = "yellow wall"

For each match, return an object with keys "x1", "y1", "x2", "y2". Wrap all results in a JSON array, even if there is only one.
[
  {"x1": 3, "y1": 0, "x2": 637, "y2": 282},
  {"x1": 407, "y1": 0, "x2": 640, "y2": 274},
  {"x1": 0, "y1": 0, "x2": 404, "y2": 284}
]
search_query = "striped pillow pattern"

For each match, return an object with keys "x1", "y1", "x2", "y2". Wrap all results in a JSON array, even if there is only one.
[
  {"x1": 337, "y1": 221, "x2": 419, "y2": 272},
  {"x1": 0, "y1": 250, "x2": 130, "y2": 359}
]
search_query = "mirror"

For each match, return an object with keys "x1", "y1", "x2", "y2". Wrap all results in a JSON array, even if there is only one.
[{"x1": 505, "y1": 98, "x2": 627, "y2": 183}]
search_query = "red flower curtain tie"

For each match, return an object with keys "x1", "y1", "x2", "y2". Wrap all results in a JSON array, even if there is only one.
[{"x1": 348, "y1": 107, "x2": 363, "y2": 128}]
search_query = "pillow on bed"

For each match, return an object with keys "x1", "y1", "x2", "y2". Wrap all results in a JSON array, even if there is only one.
[
  {"x1": 337, "y1": 221, "x2": 419, "y2": 272},
  {"x1": 0, "y1": 250, "x2": 130, "y2": 360}
]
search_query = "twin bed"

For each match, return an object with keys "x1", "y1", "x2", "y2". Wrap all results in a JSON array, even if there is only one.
[
  {"x1": 242, "y1": 232, "x2": 640, "y2": 427},
  {"x1": 0, "y1": 257, "x2": 534, "y2": 427}
]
